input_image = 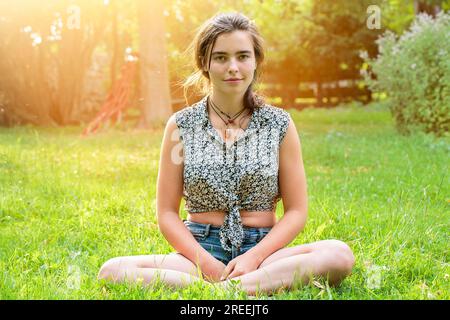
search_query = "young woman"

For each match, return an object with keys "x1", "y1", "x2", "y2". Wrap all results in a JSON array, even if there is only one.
[{"x1": 98, "y1": 12, "x2": 355, "y2": 295}]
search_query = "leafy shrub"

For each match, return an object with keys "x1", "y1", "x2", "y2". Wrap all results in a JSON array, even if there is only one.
[{"x1": 361, "y1": 12, "x2": 449, "y2": 137}]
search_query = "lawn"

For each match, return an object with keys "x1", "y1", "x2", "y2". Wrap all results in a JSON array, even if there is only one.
[{"x1": 0, "y1": 101, "x2": 448, "y2": 299}]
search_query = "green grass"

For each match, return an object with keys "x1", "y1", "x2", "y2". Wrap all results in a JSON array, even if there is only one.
[{"x1": 1, "y1": 101, "x2": 449, "y2": 299}]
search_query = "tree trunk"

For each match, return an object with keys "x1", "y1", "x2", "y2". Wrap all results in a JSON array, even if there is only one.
[
  {"x1": 414, "y1": 0, "x2": 441, "y2": 17},
  {"x1": 316, "y1": 80, "x2": 323, "y2": 108},
  {"x1": 137, "y1": 0, "x2": 172, "y2": 128},
  {"x1": 111, "y1": 0, "x2": 119, "y2": 87}
]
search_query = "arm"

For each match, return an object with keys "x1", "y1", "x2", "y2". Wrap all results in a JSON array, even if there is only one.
[
  {"x1": 156, "y1": 114, "x2": 226, "y2": 280},
  {"x1": 222, "y1": 116, "x2": 308, "y2": 279}
]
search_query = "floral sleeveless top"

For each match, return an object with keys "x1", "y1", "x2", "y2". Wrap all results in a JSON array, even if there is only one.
[{"x1": 174, "y1": 95, "x2": 290, "y2": 252}]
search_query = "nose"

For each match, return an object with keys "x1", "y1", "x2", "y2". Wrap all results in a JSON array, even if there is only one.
[{"x1": 227, "y1": 57, "x2": 239, "y2": 74}]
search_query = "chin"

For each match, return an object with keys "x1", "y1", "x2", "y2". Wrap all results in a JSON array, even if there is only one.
[
  {"x1": 220, "y1": 84, "x2": 243, "y2": 91},
  {"x1": 224, "y1": 88, "x2": 247, "y2": 95}
]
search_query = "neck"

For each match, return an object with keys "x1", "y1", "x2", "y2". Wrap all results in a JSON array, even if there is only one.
[{"x1": 209, "y1": 90, "x2": 246, "y2": 115}]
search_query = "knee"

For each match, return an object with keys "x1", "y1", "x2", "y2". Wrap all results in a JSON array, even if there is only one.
[
  {"x1": 325, "y1": 240, "x2": 355, "y2": 274},
  {"x1": 97, "y1": 257, "x2": 125, "y2": 281}
]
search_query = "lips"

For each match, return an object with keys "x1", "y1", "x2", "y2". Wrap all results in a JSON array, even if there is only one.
[{"x1": 224, "y1": 78, "x2": 242, "y2": 82}]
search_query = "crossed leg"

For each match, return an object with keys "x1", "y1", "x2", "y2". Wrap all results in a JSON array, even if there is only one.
[
  {"x1": 220, "y1": 239, "x2": 355, "y2": 295},
  {"x1": 97, "y1": 239, "x2": 355, "y2": 295},
  {"x1": 97, "y1": 253, "x2": 206, "y2": 288}
]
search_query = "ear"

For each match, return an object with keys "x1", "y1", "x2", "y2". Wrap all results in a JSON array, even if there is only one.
[{"x1": 200, "y1": 56, "x2": 208, "y2": 72}]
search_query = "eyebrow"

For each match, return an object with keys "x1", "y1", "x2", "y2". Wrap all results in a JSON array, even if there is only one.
[{"x1": 211, "y1": 50, "x2": 252, "y2": 56}]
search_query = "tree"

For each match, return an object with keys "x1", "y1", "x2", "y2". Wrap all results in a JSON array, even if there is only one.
[
  {"x1": 414, "y1": 0, "x2": 444, "y2": 16},
  {"x1": 0, "y1": 0, "x2": 108, "y2": 126},
  {"x1": 137, "y1": 0, "x2": 172, "y2": 128},
  {"x1": 257, "y1": 0, "x2": 384, "y2": 106}
]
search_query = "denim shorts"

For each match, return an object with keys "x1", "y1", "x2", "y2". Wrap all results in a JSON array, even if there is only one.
[{"x1": 183, "y1": 220, "x2": 272, "y2": 265}]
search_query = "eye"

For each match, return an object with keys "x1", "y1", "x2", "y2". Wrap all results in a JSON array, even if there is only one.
[
  {"x1": 214, "y1": 56, "x2": 226, "y2": 61},
  {"x1": 239, "y1": 55, "x2": 250, "y2": 60}
]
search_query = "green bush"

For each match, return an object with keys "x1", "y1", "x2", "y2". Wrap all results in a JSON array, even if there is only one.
[{"x1": 361, "y1": 12, "x2": 450, "y2": 137}]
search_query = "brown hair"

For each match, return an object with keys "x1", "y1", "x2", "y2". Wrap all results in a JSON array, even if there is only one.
[{"x1": 181, "y1": 12, "x2": 266, "y2": 112}]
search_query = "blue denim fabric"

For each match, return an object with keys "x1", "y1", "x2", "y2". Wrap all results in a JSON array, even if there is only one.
[{"x1": 183, "y1": 220, "x2": 272, "y2": 265}]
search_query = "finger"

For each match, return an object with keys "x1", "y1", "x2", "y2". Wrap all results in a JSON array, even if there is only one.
[
  {"x1": 221, "y1": 263, "x2": 233, "y2": 280},
  {"x1": 227, "y1": 268, "x2": 243, "y2": 279},
  {"x1": 221, "y1": 261, "x2": 235, "y2": 280}
]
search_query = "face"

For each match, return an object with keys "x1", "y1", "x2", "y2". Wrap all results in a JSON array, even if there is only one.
[{"x1": 206, "y1": 30, "x2": 257, "y2": 95}]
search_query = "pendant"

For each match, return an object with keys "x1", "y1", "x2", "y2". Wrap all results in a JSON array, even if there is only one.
[{"x1": 225, "y1": 128, "x2": 231, "y2": 140}]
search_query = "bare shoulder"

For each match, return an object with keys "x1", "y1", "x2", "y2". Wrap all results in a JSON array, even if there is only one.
[
  {"x1": 164, "y1": 105, "x2": 196, "y2": 140},
  {"x1": 160, "y1": 114, "x2": 180, "y2": 146},
  {"x1": 281, "y1": 121, "x2": 300, "y2": 153}
]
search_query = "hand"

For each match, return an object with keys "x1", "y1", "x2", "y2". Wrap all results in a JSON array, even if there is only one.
[
  {"x1": 200, "y1": 256, "x2": 226, "y2": 283},
  {"x1": 221, "y1": 251, "x2": 261, "y2": 280}
]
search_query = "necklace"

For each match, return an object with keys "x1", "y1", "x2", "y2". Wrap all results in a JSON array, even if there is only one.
[
  {"x1": 209, "y1": 98, "x2": 246, "y2": 125},
  {"x1": 207, "y1": 97, "x2": 249, "y2": 142}
]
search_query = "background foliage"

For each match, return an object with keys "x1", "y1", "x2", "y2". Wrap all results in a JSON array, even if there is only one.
[
  {"x1": 362, "y1": 11, "x2": 450, "y2": 136},
  {"x1": 3, "y1": 0, "x2": 443, "y2": 127}
]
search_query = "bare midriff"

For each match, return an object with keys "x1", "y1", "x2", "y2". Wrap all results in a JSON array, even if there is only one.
[{"x1": 187, "y1": 210, "x2": 277, "y2": 228}]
